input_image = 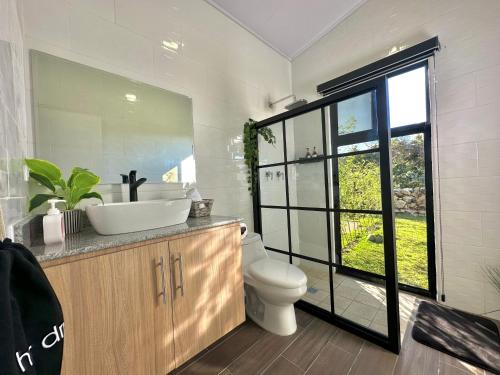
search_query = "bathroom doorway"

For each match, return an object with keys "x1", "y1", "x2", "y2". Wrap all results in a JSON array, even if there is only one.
[{"x1": 332, "y1": 64, "x2": 436, "y2": 299}]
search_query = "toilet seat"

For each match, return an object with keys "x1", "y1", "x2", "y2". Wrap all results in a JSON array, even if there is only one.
[{"x1": 248, "y1": 258, "x2": 307, "y2": 289}]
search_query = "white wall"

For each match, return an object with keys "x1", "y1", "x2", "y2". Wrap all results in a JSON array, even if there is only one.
[
  {"x1": 292, "y1": 0, "x2": 500, "y2": 317},
  {"x1": 19, "y1": 0, "x2": 292, "y2": 228},
  {"x1": 0, "y1": 0, "x2": 28, "y2": 238}
]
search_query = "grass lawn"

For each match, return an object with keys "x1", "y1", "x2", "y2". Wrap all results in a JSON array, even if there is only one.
[{"x1": 342, "y1": 213, "x2": 428, "y2": 289}]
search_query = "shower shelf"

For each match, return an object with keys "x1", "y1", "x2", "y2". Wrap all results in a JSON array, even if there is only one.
[{"x1": 297, "y1": 155, "x2": 325, "y2": 164}]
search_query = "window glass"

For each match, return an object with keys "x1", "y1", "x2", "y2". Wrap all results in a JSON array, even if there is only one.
[
  {"x1": 337, "y1": 92, "x2": 375, "y2": 135},
  {"x1": 388, "y1": 67, "x2": 427, "y2": 128}
]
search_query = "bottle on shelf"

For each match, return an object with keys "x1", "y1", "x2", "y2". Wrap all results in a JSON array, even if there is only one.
[
  {"x1": 305, "y1": 147, "x2": 312, "y2": 158},
  {"x1": 312, "y1": 146, "x2": 318, "y2": 157}
]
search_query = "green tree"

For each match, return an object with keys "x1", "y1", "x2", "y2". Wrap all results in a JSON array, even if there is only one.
[{"x1": 391, "y1": 135, "x2": 424, "y2": 188}]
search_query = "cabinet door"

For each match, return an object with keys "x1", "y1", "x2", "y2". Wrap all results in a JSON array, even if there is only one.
[
  {"x1": 169, "y1": 225, "x2": 245, "y2": 366},
  {"x1": 44, "y1": 242, "x2": 175, "y2": 375}
]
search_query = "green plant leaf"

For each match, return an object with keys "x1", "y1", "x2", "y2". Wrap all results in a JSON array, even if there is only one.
[
  {"x1": 68, "y1": 167, "x2": 90, "y2": 187},
  {"x1": 66, "y1": 170, "x2": 101, "y2": 209},
  {"x1": 29, "y1": 193, "x2": 59, "y2": 211},
  {"x1": 72, "y1": 170, "x2": 100, "y2": 188},
  {"x1": 57, "y1": 179, "x2": 67, "y2": 189},
  {"x1": 25, "y1": 159, "x2": 62, "y2": 182},
  {"x1": 79, "y1": 191, "x2": 104, "y2": 204},
  {"x1": 29, "y1": 172, "x2": 56, "y2": 192},
  {"x1": 243, "y1": 118, "x2": 274, "y2": 195}
]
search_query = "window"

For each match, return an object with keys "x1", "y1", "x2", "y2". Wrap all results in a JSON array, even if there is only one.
[{"x1": 388, "y1": 67, "x2": 427, "y2": 128}]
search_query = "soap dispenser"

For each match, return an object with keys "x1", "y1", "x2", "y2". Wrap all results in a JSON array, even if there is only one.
[{"x1": 43, "y1": 199, "x2": 66, "y2": 245}]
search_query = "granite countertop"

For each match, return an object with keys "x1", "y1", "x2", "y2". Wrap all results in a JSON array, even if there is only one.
[{"x1": 30, "y1": 215, "x2": 241, "y2": 263}]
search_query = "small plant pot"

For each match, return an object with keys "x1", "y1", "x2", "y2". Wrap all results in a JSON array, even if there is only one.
[{"x1": 63, "y1": 209, "x2": 83, "y2": 234}]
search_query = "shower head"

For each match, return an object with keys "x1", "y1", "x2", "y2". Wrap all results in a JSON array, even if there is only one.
[
  {"x1": 285, "y1": 99, "x2": 308, "y2": 111},
  {"x1": 268, "y1": 94, "x2": 308, "y2": 111}
]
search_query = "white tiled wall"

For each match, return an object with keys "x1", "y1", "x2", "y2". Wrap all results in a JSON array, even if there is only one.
[
  {"x1": 18, "y1": 0, "x2": 292, "y2": 229},
  {"x1": 0, "y1": 0, "x2": 28, "y2": 238},
  {"x1": 292, "y1": 0, "x2": 500, "y2": 317}
]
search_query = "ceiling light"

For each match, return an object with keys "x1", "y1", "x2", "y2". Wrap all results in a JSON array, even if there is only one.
[
  {"x1": 162, "y1": 40, "x2": 184, "y2": 52},
  {"x1": 162, "y1": 40, "x2": 178, "y2": 50},
  {"x1": 125, "y1": 93, "x2": 137, "y2": 102}
]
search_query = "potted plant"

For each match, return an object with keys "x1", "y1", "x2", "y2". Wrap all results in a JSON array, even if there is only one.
[
  {"x1": 25, "y1": 159, "x2": 103, "y2": 234},
  {"x1": 243, "y1": 118, "x2": 275, "y2": 195}
]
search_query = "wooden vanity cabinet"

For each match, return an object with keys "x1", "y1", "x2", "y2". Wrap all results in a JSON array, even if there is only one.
[
  {"x1": 42, "y1": 223, "x2": 244, "y2": 375},
  {"x1": 169, "y1": 225, "x2": 245, "y2": 366}
]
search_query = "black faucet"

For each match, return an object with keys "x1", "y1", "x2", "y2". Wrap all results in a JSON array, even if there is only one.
[{"x1": 121, "y1": 170, "x2": 147, "y2": 202}]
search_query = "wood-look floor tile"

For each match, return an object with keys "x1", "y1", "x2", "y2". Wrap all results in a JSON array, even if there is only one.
[
  {"x1": 283, "y1": 318, "x2": 338, "y2": 370},
  {"x1": 393, "y1": 338, "x2": 439, "y2": 375},
  {"x1": 228, "y1": 326, "x2": 304, "y2": 375},
  {"x1": 262, "y1": 356, "x2": 304, "y2": 375},
  {"x1": 439, "y1": 353, "x2": 486, "y2": 375},
  {"x1": 328, "y1": 330, "x2": 364, "y2": 355},
  {"x1": 348, "y1": 342, "x2": 398, "y2": 375},
  {"x1": 296, "y1": 308, "x2": 315, "y2": 328},
  {"x1": 179, "y1": 322, "x2": 265, "y2": 375},
  {"x1": 438, "y1": 362, "x2": 483, "y2": 375},
  {"x1": 305, "y1": 342, "x2": 355, "y2": 375},
  {"x1": 173, "y1": 307, "x2": 494, "y2": 375}
]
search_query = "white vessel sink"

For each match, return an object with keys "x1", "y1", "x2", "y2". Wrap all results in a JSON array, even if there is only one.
[{"x1": 86, "y1": 199, "x2": 192, "y2": 235}]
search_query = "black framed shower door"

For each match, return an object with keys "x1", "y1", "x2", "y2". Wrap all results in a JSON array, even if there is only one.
[{"x1": 254, "y1": 78, "x2": 401, "y2": 354}]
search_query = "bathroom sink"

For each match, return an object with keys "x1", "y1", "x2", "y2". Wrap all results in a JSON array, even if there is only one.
[{"x1": 86, "y1": 198, "x2": 192, "y2": 235}]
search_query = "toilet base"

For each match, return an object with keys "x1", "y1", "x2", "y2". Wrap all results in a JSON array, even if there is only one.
[
  {"x1": 247, "y1": 302, "x2": 297, "y2": 336},
  {"x1": 245, "y1": 285, "x2": 298, "y2": 336}
]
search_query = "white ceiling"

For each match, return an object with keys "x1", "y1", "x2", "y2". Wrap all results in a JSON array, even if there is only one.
[{"x1": 205, "y1": 0, "x2": 367, "y2": 60}]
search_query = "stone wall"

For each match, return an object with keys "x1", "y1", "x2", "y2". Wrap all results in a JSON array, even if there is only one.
[{"x1": 393, "y1": 188, "x2": 426, "y2": 215}]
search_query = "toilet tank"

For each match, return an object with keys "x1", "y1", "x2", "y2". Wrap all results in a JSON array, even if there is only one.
[{"x1": 242, "y1": 232, "x2": 268, "y2": 268}]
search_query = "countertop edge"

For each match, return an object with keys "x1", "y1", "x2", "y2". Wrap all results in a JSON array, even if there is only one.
[{"x1": 33, "y1": 216, "x2": 242, "y2": 264}]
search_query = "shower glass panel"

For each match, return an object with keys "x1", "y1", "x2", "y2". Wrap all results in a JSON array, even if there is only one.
[
  {"x1": 285, "y1": 109, "x2": 323, "y2": 161},
  {"x1": 260, "y1": 208, "x2": 288, "y2": 251},
  {"x1": 337, "y1": 212, "x2": 385, "y2": 276},
  {"x1": 288, "y1": 163, "x2": 326, "y2": 208},
  {"x1": 258, "y1": 165, "x2": 286, "y2": 206},
  {"x1": 333, "y1": 269, "x2": 388, "y2": 335},
  {"x1": 329, "y1": 85, "x2": 396, "y2": 342},
  {"x1": 293, "y1": 257, "x2": 331, "y2": 311},
  {"x1": 258, "y1": 122, "x2": 283, "y2": 165},
  {"x1": 290, "y1": 210, "x2": 329, "y2": 262},
  {"x1": 255, "y1": 78, "x2": 400, "y2": 353}
]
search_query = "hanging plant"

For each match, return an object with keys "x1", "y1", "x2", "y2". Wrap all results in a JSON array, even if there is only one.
[{"x1": 243, "y1": 118, "x2": 275, "y2": 195}]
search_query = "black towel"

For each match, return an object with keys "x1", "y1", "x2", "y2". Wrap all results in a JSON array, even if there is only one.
[{"x1": 0, "y1": 238, "x2": 64, "y2": 375}]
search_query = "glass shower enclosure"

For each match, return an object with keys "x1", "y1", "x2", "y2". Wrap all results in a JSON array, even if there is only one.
[{"x1": 255, "y1": 78, "x2": 401, "y2": 353}]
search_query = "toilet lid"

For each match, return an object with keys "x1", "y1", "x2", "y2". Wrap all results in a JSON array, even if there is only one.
[{"x1": 248, "y1": 258, "x2": 307, "y2": 289}]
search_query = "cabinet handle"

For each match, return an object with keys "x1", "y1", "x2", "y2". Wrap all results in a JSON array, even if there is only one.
[
  {"x1": 173, "y1": 254, "x2": 185, "y2": 297},
  {"x1": 158, "y1": 256, "x2": 167, "y2": 305}
]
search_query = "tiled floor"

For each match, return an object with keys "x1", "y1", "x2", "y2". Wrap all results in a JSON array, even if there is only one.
[
  {"x1": 299, "y1": 264, "x2": 417, "y2": 338},
  {"x1": 172, "y1": 308, "x2": 495, "y2": 375}
]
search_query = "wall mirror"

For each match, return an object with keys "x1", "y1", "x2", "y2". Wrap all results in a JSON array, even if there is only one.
[{"x1": 30, "y1": 50, "x2": 195, "y2": 184}]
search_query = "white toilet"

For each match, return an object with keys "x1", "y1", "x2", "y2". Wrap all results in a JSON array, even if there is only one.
[{"x1": 242, "y1": 232, "x2": 307, "y2": 336}]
